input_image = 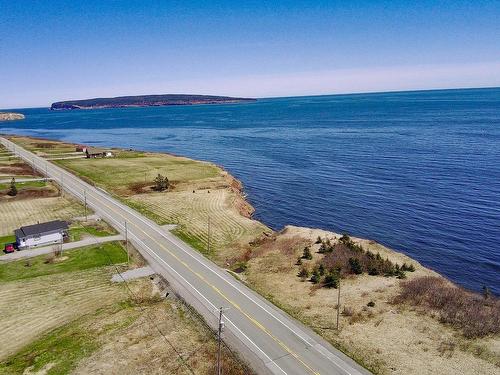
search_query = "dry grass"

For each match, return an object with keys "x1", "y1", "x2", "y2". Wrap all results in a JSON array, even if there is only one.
[
  {"x1": 130, "y1": 189, "x2": 268, "y2": 260},
  {"x1": 72, "y1": 280, "x2": 250, "y2": 375},
  {"x1": 243, "y1": 226, "x2": 500, "y2": 375},
  {"x1": 392, "y1": 276, "x2": 500, "y2": 338},
  {"x1": 0, "y1": 267, "x2": 123, "y2": 360},
  {"x1": 0, "y1": 196, "x2": 86, "y2": 236}
]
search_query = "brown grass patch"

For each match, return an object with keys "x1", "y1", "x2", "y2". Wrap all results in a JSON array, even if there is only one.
[
  {"x1": 0, "y1": 162, "x2": 41, "y2": 177},
  {"x1": 392, "y1": 276, "x2": 500, "y2": 338}
]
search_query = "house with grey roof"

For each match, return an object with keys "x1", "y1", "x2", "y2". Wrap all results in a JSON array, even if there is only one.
[{"x1": 14, "y1": 220, "x2": 69, "y2": 249}]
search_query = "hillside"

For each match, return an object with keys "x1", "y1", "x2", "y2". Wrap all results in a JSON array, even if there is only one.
[
  {"x1": 50, "y1": 94, "x2": 256, "y2": 110},
  {"x1": 0, "y1": 112, "x2": 25, "y2": 121}
]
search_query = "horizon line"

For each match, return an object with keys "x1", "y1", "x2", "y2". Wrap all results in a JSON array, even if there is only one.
[{"x1": 3, "y1": 85, "x2": 499, "y2": 111}]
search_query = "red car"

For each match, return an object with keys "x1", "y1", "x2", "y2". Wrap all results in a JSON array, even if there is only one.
[{"x1": 4, "y1": 243, "x2": 15, "y2": 253}]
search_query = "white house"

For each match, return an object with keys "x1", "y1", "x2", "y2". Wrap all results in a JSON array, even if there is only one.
[{"x1": 15, "y1": 220, "x2": 69, "y2": 249}]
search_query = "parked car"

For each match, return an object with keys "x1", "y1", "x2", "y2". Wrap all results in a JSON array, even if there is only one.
[{"x1": 4, "y1": 243, "x2": 15, "y2": 253}]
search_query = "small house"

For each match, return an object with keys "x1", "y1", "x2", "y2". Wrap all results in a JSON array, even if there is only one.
[
  {"x1": 15, "y1": 220, "x2": 68, "y2": 249},
  {"x1": 76, "y1": 145, "x2": 87, "y2": 152},
  {"x1": 85, "y1": 147, "x2": 106, "y2": 158},
  {"x1": 85, "y1": 147, "x2": 113, "y2": 158}
]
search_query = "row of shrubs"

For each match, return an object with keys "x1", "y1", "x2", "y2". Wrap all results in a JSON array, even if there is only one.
[
  {"x1": 392, "y1": 276, "x2": 499, "y2": 338},
  {"x1": 296, "y1": 235, "x2": 415, "y2": 287}
]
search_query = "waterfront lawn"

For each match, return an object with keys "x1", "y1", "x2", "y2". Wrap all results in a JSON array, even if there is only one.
[
  {"x1": 0, "y1": 242, "x2": 127, "y2": 282},
  {"x1": 55, "y1": 153, "x2": 220, "y2": 195}
]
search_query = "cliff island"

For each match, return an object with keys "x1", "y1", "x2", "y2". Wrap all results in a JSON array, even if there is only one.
[
  {"x1": 0, "y1": 112, "x2": 25, "y2": 121},
  {"x1": 50, "y1": 94, "x2": 256, "y2": 110}
]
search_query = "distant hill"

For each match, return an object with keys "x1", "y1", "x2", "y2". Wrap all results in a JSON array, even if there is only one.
[
  {"x1": 0, "y1": 112, "x2": 25, "y2": 121},
  {"x1": 50, "y1": 94, "x2": 256, "y2": 110}
]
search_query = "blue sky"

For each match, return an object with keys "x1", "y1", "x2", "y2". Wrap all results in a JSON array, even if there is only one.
[{"x1": 1, "y1": 0, "x2": 499, "y2": 108}]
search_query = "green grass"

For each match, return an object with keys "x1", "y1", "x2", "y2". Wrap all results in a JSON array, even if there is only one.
[
  {"x1": 68, "y1": 224, "x2": 116, "y2": 242},
  {"x1": 0, "y1": 318, "x2": 98, "y2": 375},
  {"x1": 54, "y1": 153, "x2": 220, "y2": 194},
  {"x1": 0, "y1": 180, "x2": 46, "y2": 190},
  {"x1": 0, "y1": 242, "x2": 127, "y2": 282},
  {"x1": 0, "y1": 302, "x2": 139, "y2": 375},
  {"x1": 0, "y1": 234, "x2": 15, "y2": 248},
  {"x1": 172, "y1": 226, "x2": 211, "y2": 256},
  {"x1": 125, "y1": 199, "x2": 170, "y2": 225}
]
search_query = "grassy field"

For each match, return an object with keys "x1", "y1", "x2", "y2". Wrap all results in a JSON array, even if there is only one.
[
  {"x1": 55, "y1": 152, "x2": 221, "y2": 196},
  {"x1": 130, "y1": 189, "x2": 267, "y2": 259},
  {"x1": 0, "y1": 243, "x2": 250, "y2": 374},
  {"x1": 7, "y1": 135, "x2": 77, "y2": 156},
  {"x1": 0, "y1": 196, "x2": 86, "y2": 236},
  {"x1": 0, "y1": 242, "x2": 127, "y2": 282},
  {"x1": 0, "y1": 180, "x2": 46, "y2": 190}
]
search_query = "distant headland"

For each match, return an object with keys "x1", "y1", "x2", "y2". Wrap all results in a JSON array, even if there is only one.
[
  {"x1": 0, "y1": 112, "x2": 25, "y2": 121},
  {"x1": 50, "y1": 94, "x2": 256, "y2": 110}
]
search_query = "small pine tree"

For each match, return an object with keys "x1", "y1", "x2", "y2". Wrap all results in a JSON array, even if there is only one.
[
  {"x1": 340, "y1": 233, "x2": 351, "y2": 244},
  {"x1": 324, "y1": 271, "x2": 339, "y2": 288},
  {"x1": 154, "y1": 174, "x2": 169, "y2": 191},
  {"x1": 298, "y1": 267, "x2": 309, "y2": 281},
  {"x1": 296, "y1": 256, "x2": 302, "y2": 265},
  {"x1": 302, "y1": 246, "x2": 313, "y2": 260},
  {"x1": 7, "y1": 177, "x2": 17, "y2": 196},
  {"x1": 310, "y1": 268, "x2": 321, "y2": 284},
  {"x1": 315, "y1": 236, "x2": 322, "y2": 244},
  {"x1": 348, "y1": 257, "x2": 363, "y2": 274},
  {"x1": 318, "y1": 263, "x2": 325, "y2": 276}
]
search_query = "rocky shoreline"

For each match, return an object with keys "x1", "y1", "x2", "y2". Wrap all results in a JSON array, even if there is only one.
[{"x1": 0, "y1": 112, "x2": 25, "y2": 121}]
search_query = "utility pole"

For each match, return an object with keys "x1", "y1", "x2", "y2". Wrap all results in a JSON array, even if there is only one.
[
  {"x1": 207, "y1": 216, "x2": 211, "y2": 254},
  {"x1": 125, "y1": 221, "x2": 129, "y2": 264},
  {"x1": 84, "y1": 190, "x2": 87, "y2": 221},
  {"x1": 336, "y1": 278, "x2": 341, "y2": 330},
  {"x1": 216, "y1": 307, "x2": 224, "y2": 375}
]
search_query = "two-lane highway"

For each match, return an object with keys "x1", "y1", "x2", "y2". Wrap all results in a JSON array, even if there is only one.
[{"x1": 1, "y1": 137, "x2": 371, "y2": 375}]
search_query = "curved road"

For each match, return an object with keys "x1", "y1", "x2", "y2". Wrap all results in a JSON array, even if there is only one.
[{"x1": 1, "y1": 137, "x2": 371, "y2": 375}]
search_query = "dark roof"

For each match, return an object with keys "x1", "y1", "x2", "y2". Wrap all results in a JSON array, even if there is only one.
[
  {"x1": 86, "y1": 147, "x2": 105, "y2": 154},
  {"x1": 16, "y1": 220, "x2": 68, "y2": 237}
]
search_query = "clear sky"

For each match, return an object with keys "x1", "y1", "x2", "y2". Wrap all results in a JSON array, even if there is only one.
[{"x1": 1, "y1": 0, "x2": 499, "y2": 108}]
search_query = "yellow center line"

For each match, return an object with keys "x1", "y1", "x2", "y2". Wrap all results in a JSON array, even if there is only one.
[
  {"x1": 3, "y1": 137, "x2": 320, "y2": 375},
  {"x1": 85, "y1": 189, "x2": 321, "y2": 375}
]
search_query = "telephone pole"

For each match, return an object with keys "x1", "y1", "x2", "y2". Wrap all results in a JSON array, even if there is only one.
[
  {"x1": 207, "y1": 216, "x2": 211, "y2": 254},
  {"x1": 84, "y1": 190, "x2": 87, "y2": 221},
  {"x1": 216, "y1": 307, "x2": 224, "y2": 375},
  {"x1": 336, "y1": 278, "x2": 341, "y2": 330},
  {"x1": 125, "y1": 221, "x2": 129, "y2": 264}
]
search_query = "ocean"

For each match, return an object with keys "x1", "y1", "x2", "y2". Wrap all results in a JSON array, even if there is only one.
[{"x1": 2, "y1": 88, "x2": 499, "y2": 294}]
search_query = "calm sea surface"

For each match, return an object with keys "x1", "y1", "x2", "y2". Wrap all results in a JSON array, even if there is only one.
[{"x1": 2, "y1": 88, "x2": 499, "y2": 294}]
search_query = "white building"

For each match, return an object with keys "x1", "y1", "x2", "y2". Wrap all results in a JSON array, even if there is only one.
[{"x1": 15, "y1": 220, "x2": 69, "y2": 249}]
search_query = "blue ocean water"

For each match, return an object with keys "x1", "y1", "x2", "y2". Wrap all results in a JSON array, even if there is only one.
[{"x1": 2, "y1": 88, "x2": 499, "y2": 294}]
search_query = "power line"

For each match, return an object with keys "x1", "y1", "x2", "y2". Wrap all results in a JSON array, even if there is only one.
[{"x1": 89, "y1": 235, "x2": 199, "y2": 375}]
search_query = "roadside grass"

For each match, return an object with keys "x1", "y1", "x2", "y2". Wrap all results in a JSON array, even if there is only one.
[
  {"x1": 124, "y1": 199, "x2": 170, "y2": 225},
  {"x1": 68, "y1": 221, "x2": 117, "y2": 242},
  {"x1": 172, "y1": 226, "x2": 210, "y2": 256},
  {"x1": 0, "y1": 242, "x2": 127, "y2": 282}
]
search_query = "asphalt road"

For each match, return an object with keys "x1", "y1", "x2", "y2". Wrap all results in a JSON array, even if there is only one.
[{"x1": 1, "y1": 137, "x2": 372, "y2": 375}]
